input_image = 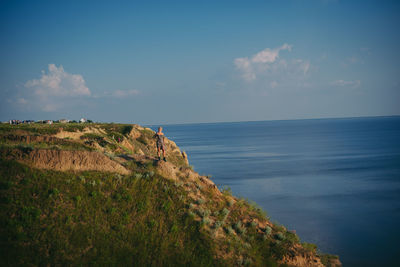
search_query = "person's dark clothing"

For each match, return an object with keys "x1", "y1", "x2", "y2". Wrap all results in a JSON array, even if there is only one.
[{"x1": 154, "y1": 133, "x2": 165, "y2": 150}]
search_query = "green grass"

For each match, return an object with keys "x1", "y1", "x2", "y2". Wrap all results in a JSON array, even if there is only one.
[
  {"x1": 0, "y1": 123, "x2": 88, "y2": 135},
  {"x1": 0, "y1": 139, "x2": 94, "y2": 152},
  {"x1": 0, "y1": 159, "x2": 317, "y2": 267},
  {"x1": 319, "y1": 254, "x2": 340, "y2": 267},
  {"x1": 0, "y1": 160, "x2": 222, "y2": 266},
  {"x1": 80, "y1": 133, "x2": 111, "y2": 148}
]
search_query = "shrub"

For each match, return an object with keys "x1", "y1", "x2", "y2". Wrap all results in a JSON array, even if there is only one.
[
  {"x1": 175, "y1": 181, "x2": 183, "y2": 187},
  {"x1": 196, "y1": 198, "x2": 205, "y2": 205},
  {"x1": 121, "y1": 125, "x2": 133, "y2": 135},
  {"x1": 302, "y1": 242, "x2": 317, "y2": 253},
  {"x1": 201, "y1": 217, "x2": 211, "y2": 225},
  {"x1": 320, "y1": 254, "x2": 340, "y2": 266},
  {"x1": 243, "y1": 258, "x2": 252, "y2": 266},
  {"x1": 114, "y1": 193, "x2": 122, "y2": 201},
  {"x1": 107, "y1": 207, "x2": 117, "y2": 214},
  {"x1": 107, "y1": 143, "x2": 118, "y2": 151},
  {"x1": 225, "y1": 226, "x2": 234, "y2": 235},
  {"x1": 236, "y1": 227, "x2": 246, "y2": 235},
  {"x1": 203, "y1": 209, "x2": 211, "y2": 217},
  {"x1": 79, "y1": 176, "x2": 86, "y2": 183},
  {"x1": 213, "y1": 220, "x2": 223, "y2": 229},
  {"x1": 234, "y1": 221, "x2": 243, "y2": 230},
  {"x1": 265, "y1": 226, "x2": 272, "y2": 236},
  {"x1": 285, "y1": 231, "x2": 300, "y2": 243},
  {"x1": 65, "y1": 215, "x2": 72, "y2": 224},
  {"x1": 80, "y1": 133, "x2": 104, "y2": 142},
  {"x1": 123, "y1": 193, "x2": 133, "y2": 202},
  {"x1": 221, "y1": 208, "x2": 229, "y2": 217},
  {"x1": 243, "y1": 243, "x2": 251, "y2": 249},
  {"x1": 234, "y1": 221, "x2": 246, "y2": 235},
  {"x1": 198, "y1": 208, "x2": 210, "y2": 218},
  {"x1": 162, "y1": 201, "x2": 172, "y2": 212},
  {"x1": 221, "y1": 186, "x2": 232, "y2": 196},
  {"x1": 107, "y1": 131, "x2": 124, "y2": 141},
  {"x1": 275, "y1": 232, "x2": 285, "y2": 241},
  {"x1": 170, "y1": 224, "x2": 179, "y2": 233},
  {"x1": 274, "y1": 224, "x2": 286, "y2": 233},
  {"x1": 48, "y1": 188, "x2": 59, "y2": 197}
]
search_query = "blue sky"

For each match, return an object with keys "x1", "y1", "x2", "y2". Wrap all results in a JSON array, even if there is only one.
[{"x1": 1, "y1": 0, "x2": 399, "y2": 124}]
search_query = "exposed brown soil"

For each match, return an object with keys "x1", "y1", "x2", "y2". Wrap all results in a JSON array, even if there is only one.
[
  {"x1": 54, "y1": 127, "x2": 105, "y2": 140},
  {"x1": 1, "y1": 134, "x2": 65, "y2": 144},
  {"x1": 3, "y1": 148, "x2": 129, "y2": 174}
]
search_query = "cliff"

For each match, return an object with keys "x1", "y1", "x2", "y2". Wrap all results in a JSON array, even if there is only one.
[{"x1": 0, "y1": 123, "x2": 341, "y2": 266}]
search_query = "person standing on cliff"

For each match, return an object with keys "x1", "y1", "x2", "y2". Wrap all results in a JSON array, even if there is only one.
[{"x1": 154, "y1": 127, "x2": 167, "y2": 161}]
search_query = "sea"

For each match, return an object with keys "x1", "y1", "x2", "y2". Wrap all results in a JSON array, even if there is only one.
[{"x1": 150, "y1": 116, "x2": 400, "y2": 267}]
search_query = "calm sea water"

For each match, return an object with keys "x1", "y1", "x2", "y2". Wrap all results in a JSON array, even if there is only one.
[{"x1": 151, "y1": 116, "x2": 400, "y2": 266}]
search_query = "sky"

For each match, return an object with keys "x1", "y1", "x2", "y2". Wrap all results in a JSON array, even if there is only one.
[{"x1": 0, "y1": 0, "x2": 399, "y2": 124}]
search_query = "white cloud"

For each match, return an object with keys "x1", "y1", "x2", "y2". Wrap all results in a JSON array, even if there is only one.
[
  {"x1": 25, "y1": 64, "x2": 90, "y2": 97},
  {"x1": 235, "y1": 44, "x2": 292, "y2": 81},
  {"x1": 14, "y1": 64, "x2": 91, "y2": 112},
  {"x1": 234, "y1": 43, "x2": 310, "y2": 82},
  {"x1": 331, "y1": 79, "x2": 361, "y2": 88},
  {"x1": 234, "y1": 57, "x2": 255, "y2": 81},
  {"x1": 11, "y1": 64, "x2": 142, "y2": 114},
  {"x1": 252, "y1": 43, "x2": 292, "y2": 63}
]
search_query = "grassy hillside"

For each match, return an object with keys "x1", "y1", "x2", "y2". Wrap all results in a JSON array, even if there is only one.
[
  {"x1": 0, "y1": 160, "x2": 219, "y2": 266},
  {"x1": 0, "y1": 123, "x2": 340, "y2": 266}
]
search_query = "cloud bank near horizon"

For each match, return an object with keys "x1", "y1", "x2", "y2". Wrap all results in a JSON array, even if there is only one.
[{"x1": 11, "y1": 64, "x2": 140, "y2": 113}]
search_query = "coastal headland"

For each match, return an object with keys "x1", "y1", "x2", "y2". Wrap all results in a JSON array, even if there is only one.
[{"x1": 0, "y1": 123, "x2": 341, "y2": 266}]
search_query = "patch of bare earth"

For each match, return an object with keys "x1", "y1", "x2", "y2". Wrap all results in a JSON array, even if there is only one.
[
  {"x1": 53, "y1": 127, "x2": 106, "y2": 140},
  {"x1": 5, "y1": 149, "x2": 129, "y2": 174}
]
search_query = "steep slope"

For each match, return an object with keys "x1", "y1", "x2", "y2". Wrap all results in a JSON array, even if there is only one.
[{"x1": 0, "y1": 123, "x2": 341, "y2": 266}]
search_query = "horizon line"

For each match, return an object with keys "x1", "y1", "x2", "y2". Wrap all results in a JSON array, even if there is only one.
[{"x1": 147, "y1": 114, "x2": 400, "y2": 127}]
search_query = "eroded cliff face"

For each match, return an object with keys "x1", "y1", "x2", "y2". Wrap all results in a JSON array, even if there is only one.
[
  {"x1": 3, "y1": 149, "x2": 129, "y2": 174},
  {"x1": 1, "y1": 125, "x2": 188, "y2": 174},
  {"x1": 0, "y1": 123, "x2": 341, "y2": 267}
]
